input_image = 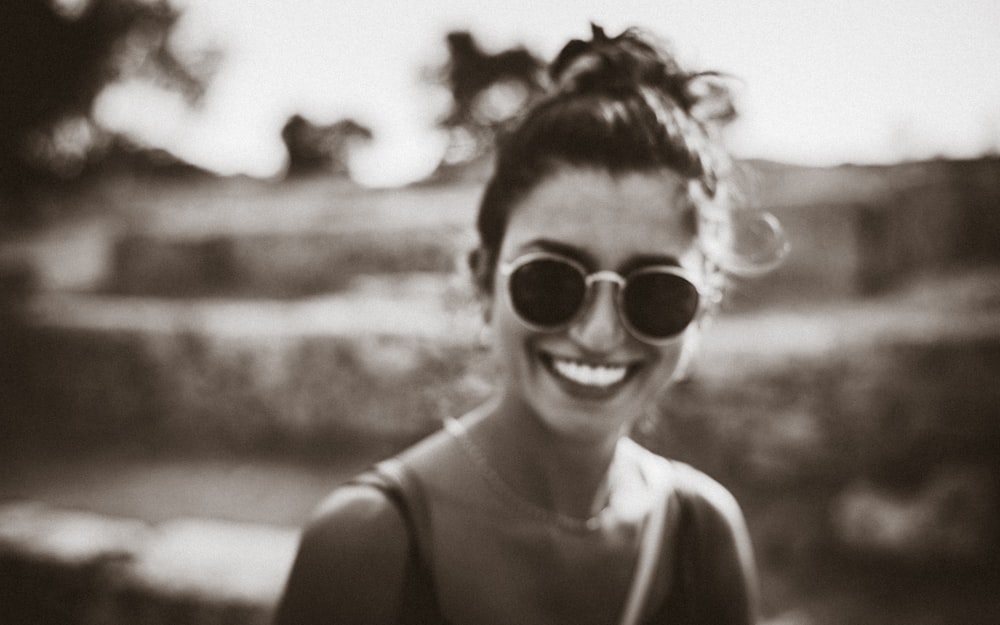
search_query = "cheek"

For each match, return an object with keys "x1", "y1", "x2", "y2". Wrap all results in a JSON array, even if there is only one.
[
  {"x1": 488, "y1": 292, "x2": 528, "y2": 363},
  {"x1": 644, "y1": 334, "x2": 691, "y2": 388},
  {"x1": 660, "y1": 344, "x2": 685, "y2": 380}
]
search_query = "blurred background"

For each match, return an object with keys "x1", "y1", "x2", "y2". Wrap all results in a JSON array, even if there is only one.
[{"x1": 1, "y1": 1, "x2": 999, "y2": 623}]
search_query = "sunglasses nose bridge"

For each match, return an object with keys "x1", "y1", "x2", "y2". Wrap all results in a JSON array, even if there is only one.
[
  {"x1": 569, "y1": 272, "x2": 628, "y2": 350},
  {"x1": 584, "y1": 271, "x2": 626, "y2": 289}
]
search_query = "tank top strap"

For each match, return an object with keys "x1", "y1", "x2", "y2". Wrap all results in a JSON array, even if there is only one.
[
  {"x1": 350, "y1": 458, "x2": 449, "y2": 625},
  {"x1": 371, "y1": 458, "x2": 436, "y2": 562},
  {"x1": 616, "y1": 442, "x2": 691, "y2": 624}
]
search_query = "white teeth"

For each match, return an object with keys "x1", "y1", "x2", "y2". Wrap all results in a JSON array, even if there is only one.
[{"x1": 551, "y1": 358, "x2": 628, "y2": 388}]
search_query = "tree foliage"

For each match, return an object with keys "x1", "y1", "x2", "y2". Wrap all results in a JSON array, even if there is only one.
[
  {"x1": 280, "y1": 115, "x2": 373, "y2": 178},
  {"x1": 434, "y1": 31, "x2": 544, "y2": 164},
  {"x1": 0, "y1": 0, "x2": 215, "y2": 216}
]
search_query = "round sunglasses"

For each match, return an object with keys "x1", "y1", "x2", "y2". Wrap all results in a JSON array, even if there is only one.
[{"x1": 498, "y1": 252, "x2": 702, "y2": 345}]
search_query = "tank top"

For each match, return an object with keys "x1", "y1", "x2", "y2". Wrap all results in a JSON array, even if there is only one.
[{"x1": 352, "y1": 458, "x2": 692, "y2": 625}]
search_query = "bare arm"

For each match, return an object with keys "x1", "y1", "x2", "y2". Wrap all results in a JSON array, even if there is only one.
[{"x1": 273, "y1": 485, "x2": 410, "y2": 625}]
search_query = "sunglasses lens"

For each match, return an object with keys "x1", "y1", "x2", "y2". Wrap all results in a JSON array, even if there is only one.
[
  {"x1": 622, "y1": 271, "x2": 699, "y2": 339},
  {"x1": 508, "y1": 258, "x2": 586, "y2": 327}
]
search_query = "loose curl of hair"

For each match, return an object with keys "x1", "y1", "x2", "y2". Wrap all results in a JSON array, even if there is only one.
[{"x1": 471, "y1": 24, "x2": 743, "y2": 295}]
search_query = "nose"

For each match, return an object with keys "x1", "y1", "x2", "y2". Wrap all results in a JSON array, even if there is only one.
[{"x1": 568, "y1": 281, "x2": 627, "y2": 352}]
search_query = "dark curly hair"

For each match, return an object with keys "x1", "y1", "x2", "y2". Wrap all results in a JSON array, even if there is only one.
[{"x1": 471, "y1": 24, "x2": 740, "y2": 293}]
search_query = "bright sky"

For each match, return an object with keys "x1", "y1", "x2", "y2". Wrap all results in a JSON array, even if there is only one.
[{"x1": 94, "y1": 0, "x2": 1000, "y2": 186}]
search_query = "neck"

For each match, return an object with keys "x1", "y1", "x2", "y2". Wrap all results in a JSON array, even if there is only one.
[{"x1": 463, "y1": 393, "x2": 624, "y2": 523}]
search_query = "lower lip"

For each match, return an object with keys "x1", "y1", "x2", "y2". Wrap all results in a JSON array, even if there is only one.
[{"x1": 540, "y1": 354, "x2": 635, "y2": 401}]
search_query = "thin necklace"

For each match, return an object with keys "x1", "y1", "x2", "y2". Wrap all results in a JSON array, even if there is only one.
[{"x1": 444, "y1": 418, "x2": 609, "y2": 533}]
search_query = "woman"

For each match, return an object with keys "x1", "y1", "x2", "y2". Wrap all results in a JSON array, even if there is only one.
[{"x1": 276, "y1": 24, "x2": 762, "y2": 625}]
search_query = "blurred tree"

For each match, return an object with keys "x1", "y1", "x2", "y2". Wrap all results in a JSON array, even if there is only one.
[
  {"x1": 0, "y1": 0, "x2": 217, "y2": 222},
  {"x1": 280, "y1": 115, "x2": 373, "y2": 178},
  {"x1": 433, "y1": 31, "x2": 543, "y2": 167}
]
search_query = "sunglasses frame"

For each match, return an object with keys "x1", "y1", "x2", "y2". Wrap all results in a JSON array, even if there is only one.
[{"x1": 498, "y1": 251, "x2": 703, "y2": 345}]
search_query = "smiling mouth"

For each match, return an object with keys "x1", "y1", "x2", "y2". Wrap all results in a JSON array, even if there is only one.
[{"x1": 544, "y1": 354, "x2": 633, "y2": 389}]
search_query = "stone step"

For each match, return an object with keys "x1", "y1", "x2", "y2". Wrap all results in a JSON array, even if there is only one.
[
  {"x1": 0, "y1": 178, "x2": 480, "y2": 298},
  {"x1": 1, "y1": 275, "x2": 487, "y2": 457},
  {"x1": 107, "y1": 224, "x2": 474, "y2": 298},
  {"x1": 100, "y1": 177, "x2": 479, "y2": 299},
  {"x1": 0, "y1": 501, "x2": 296, "y2": 625}
]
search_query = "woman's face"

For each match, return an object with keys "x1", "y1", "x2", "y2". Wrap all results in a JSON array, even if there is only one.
[{"x1": 485, "y1": 166, "x2": 704, "y2": 442}]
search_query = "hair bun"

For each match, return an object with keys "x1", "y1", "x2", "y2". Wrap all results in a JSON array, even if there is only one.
[
  {"x1": 549, "y1": 24, "x2": 736, "y2": 124},
  {"x1": 550, "y1": 25, "x2": 685, "y2": 96}
]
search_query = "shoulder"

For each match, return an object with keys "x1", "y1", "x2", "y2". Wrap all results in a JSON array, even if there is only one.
[
  {"x1": 305, "y1": 481, "x2": 410, "y2": 554},
  {"x1": 619, "y1": 439, "x2": 741, "y2": 517},
  {"x1": 274, "y1": 481, "x2": 411, "y2": 625},
  {"x1": 670, "y1": 461, "x2": 745, "y2": 528},
  {"x1": 622, "y1": 442, "x2": 748, "y2": 546},
  {"x1": 668, "y1": 460, "x2": 759, "y2": 624},
  {"x1": 620, "y1": 443, "x2": 758, "y2": 622},
  {"x1": 667, "y1": 460, "x2": 754, "y2": 569}
]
